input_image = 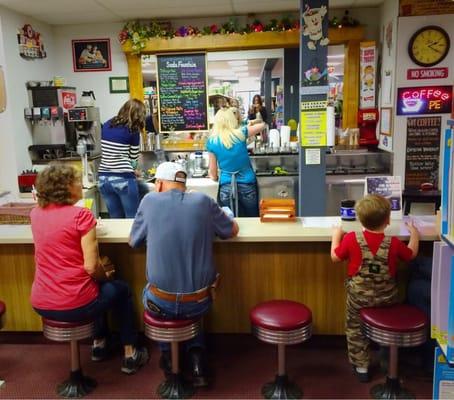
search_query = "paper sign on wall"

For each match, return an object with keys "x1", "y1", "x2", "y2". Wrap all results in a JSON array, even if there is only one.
[
  {"x1": 360, "y1": 41, "x2": 376, "y2": 110},
  {"x1": 365, "y1": 176, "x2": 403, "y2": 220},
  {"x1": 300, "y1": 110, "x2": 327, "y2": 147}
]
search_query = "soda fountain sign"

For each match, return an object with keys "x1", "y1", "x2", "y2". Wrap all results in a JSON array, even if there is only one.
[{"x1": 396, "y1": 85, "x2": 453, "y2": 115}]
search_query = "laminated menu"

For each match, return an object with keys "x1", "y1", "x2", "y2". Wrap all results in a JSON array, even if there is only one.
[
  {"x1": 157, "y1": 53, "x2": 208, "y2": 133},
  {"x1": 365, "y1": 176, "x2": 403, "y2": 220}
]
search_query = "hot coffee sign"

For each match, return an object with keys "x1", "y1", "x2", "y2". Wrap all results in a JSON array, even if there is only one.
[{"x1": 396, "y1": 85, "x2": 453, "y2": 115}]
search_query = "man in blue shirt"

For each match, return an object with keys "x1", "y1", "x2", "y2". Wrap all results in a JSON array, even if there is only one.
[{"x1": 129, "y1": 162, "x2": 239, "y2": 387}]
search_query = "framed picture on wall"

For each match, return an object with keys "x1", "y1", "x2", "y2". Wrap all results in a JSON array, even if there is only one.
[
  {"x1": 72, "y1": 38, "x2": 111, "y2": 72},
  {"x1": 109, "y1": 77, "x2": 129, "y2": 93},
  {"x1": 380, "y1": 107, "x2": 392, "y2": 136}
]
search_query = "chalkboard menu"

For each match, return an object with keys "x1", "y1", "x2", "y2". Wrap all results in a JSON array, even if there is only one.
[
  {"x1": 157, "y1": 53, "x2": 208, "y2": 132},
  {"x1": 405, "y1": 116, "x2": 441, "y2": 189}
]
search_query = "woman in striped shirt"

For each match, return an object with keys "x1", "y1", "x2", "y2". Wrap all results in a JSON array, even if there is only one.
[{"x1": 98, "y1": 99, "x2": 145, "y2": 218}]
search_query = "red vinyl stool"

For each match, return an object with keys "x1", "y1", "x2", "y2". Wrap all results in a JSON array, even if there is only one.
[
  {"x1": 144, "y1": 311, "x2": 201, "y2": 399},
  {"x1": 0, "y1": 301, "x2": 5, "y2": 388},
  {"x1": 42, "y1": 319, "x2": 96, "y2": 398},
  {"x1": 250, "y1": 300, "x2": 312, "y2": 399},
  {"x1": 360, "y1": 304, "x2": 428, "y2": 400}
]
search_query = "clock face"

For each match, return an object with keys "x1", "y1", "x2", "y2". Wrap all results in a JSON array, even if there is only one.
[{"x1": 408, "y1": 26, "x2": 450, "y2": 67}]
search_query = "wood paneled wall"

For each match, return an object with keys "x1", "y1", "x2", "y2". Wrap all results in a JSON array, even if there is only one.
[{"x1": 0, "y1": 241, "x2": 429, "y2": 333}]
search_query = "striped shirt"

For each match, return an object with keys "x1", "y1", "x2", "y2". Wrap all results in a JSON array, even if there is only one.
[{"x1": 98, "y1": 119, "x2": 140, "y2": 177}]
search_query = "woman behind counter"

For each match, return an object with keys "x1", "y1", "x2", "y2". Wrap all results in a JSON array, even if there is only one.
[
  {"x1": 30, "y1": 164, "x2": 148, "y2": 374},
  {"x1": 206, "y1": 108, "x2": 265, "y2": 217},
  {"x1": 98, "y1": 99, "x2": 145, "y2": 218},
  {"x1": 248, "y1": 94, "x2": 268, "y2": 125}
]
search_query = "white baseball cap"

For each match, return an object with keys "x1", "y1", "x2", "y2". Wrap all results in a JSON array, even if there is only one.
[{"x1": 153, "y1": 162, "x2": 187, "y2": 183}]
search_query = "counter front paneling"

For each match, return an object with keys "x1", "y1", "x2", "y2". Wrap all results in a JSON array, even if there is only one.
[{"x1": 0, "y1": 217, "x2": 437, "y2": 333}]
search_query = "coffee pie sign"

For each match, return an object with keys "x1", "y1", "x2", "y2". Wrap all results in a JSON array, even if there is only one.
[
  {"x1": 396, "y1": 85, "x2": 453, "y2": 115},
  {"x1": 17, "y1": 24, "x2": 46, "y2": 59}
]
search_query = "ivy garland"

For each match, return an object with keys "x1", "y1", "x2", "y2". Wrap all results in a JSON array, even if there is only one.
[{"x1": 119, "y1": 17, "x2": 301, "y2": 54}]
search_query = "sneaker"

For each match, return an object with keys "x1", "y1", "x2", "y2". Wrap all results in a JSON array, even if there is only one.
[
  {"x1": 121, "y1": 347, "x2": 149, "y2": 375},
  {"x1": 188, "y1": 347, "x2": 209, "y2": 387},
  {"x1": 91, "y1": 344, "x2": 109, "y2": 362},
  {"x1": 353, "y1": 366, "x2": 370, "y2": 383}
]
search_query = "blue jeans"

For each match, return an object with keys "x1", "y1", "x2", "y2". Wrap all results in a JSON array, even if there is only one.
[
  {"x1": 137, "y1": 179, "x2": 150, "y2": 203},
  {"x1": 98, "y1": 175, "x2": 139, "y2": 218},
  {"x1": 218, "y1": 182, "x2": 259, "y2": 217},
  {"x1": 143, "y1": 284, "x2": 212, "y2": 352},
  {"x1": 35, "y1": 280, "x2": 137, "y2": 346}
]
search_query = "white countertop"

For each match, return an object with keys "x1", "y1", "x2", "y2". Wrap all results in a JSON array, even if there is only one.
[{"x1": 0, "y1": 216, "x2": 438, "y2": 244}]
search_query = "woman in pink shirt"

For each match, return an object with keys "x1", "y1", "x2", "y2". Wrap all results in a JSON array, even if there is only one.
[{"x1": 31, "y1": 164, "x2": 148, "y2": 375}]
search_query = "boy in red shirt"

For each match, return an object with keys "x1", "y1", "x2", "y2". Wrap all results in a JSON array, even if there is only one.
[{"x1": 331, "y1": 194, "x2": 419, "y2": 382}]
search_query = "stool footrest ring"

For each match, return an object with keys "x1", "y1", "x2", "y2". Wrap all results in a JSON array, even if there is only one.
[
  {"x1": 43, "y1": 321, "x2": 94, "y2": 342},
  {"x1": 253, "y1": 324, "x2": 312, "y2": 345},
  {"x1": 144, "y1": 322, "x2": 200, "y2": 343},
  {"x1": 361, "y1": 322, "x2": 427, "y2": 347}
]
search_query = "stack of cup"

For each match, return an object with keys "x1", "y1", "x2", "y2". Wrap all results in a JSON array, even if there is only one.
[
  {"x1": 280, "y1": 125, "x2": 291, "y2": 150},
  {"x1": 269, "y1": 129, "x2": 280, "y2": 151}
]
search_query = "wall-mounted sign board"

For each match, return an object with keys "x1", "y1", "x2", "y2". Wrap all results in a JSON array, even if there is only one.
[
  {"x1": 405, "y1": 116, "x2": 441, "y2": 189},
  {"x1": 157, "y1": 53, "x2": 208, "y2": 133},
  {"x1": 396, "y1": 85, "x2": 453, "y2": 116}
]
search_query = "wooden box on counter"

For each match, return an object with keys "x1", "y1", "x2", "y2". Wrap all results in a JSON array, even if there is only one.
[{"x1": 259, "y1": 198, "x2": 296, "y2": 223}]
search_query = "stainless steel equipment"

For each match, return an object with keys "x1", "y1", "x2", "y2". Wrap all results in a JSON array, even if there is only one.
[
  {"x1": 26, "y1": 86, "x2": 76, "y2": 146},
  {"x1": 325, "y1": 150, "x2": 393, "y2": 215},
  {"x1": 66, "y1": 107, "x2": 101, "y2": 156},
  {"x1": 250, "y1": 154, "x2": 299, "y2": 209}
]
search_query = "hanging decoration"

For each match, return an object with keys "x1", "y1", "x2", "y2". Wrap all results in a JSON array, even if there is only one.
[
  {"x1": 329, "y1": 10, "x2": 359, "y2": 28},
  {"x1": 301, "y1": 5, "x2": 329, "y2": 50},
  {"x1": 17, "y1": 24, "x2": 46, "y2": 59},
  {"x1": 119, "y1": 16, "x2": 301, "y2": 54}
]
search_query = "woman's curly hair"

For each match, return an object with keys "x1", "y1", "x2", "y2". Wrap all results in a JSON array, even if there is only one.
[
  {"x1": 110, "y1": 98, "x2": 146, "y2": 132},
  {"x1": 35, "y1": 164, "x2": 81, "y2": 207}
]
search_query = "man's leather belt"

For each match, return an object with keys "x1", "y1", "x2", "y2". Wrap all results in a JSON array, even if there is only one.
[{"x1": 149, "y1": 285, "x2": 210, "y2": 303}]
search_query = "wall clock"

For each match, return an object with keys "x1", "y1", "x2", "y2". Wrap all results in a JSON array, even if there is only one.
[{"x1": 408, "y1": 25, "x2": 450, "y2": 67}]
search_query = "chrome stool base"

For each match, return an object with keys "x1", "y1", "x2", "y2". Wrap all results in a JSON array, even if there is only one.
[
  {"x1": 56, "y1": 369, "x2": 97, "y2": 399},
  {"x1": 370, "y1": 377, "x2": 414, "y2": 400},
  {"x1": 157, "y1": 372, "x2": 195, "y2": 400},
  {"x1": 262, "y1": 375, "x2": 302, "y2": 400}
]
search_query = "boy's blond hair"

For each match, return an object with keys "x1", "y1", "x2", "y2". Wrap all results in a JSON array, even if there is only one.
[{"x1": 355, "y1": 194, "x2": 391, "y2": 231}]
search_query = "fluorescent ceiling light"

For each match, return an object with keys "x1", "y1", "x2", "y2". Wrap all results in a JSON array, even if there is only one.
[
  {"x1": 236, "y1": 72, "x2": 249, "y2": 77},
  {"x1": 231, "y1": 66, "x2": 248, "y2": 71},
  {"x1": 327, "y1": 62, "x2": 341, "y2": 66},
  {"x1": 213, "y1": 76, "x2": 237, "y2": 81},
  {"x1": 228, "y1": 60, "x2": 248, "y2": 66},
  {"x1": 327, "y1": 54, "x2": 344, "y2": 59},
  {"x1": 209, "y1": 69, "x2": 234, "y2": 76}
]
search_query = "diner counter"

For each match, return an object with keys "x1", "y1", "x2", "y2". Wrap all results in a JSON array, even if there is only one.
[
  {"x1": 0, "y1": 215, "x2": 439, "y2": 244},
  {"x1": 0, "y1": 215, "x2": 437, "y2": 334}
]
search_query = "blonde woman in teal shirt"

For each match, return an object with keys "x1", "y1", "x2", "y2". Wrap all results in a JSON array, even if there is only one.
[{"x1": 206, "y1": 108, "x2": 265, "y2": 217}]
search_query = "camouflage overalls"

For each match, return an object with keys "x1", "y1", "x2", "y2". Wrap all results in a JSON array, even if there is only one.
[{"x1": 345, "y1": 233, "x2": 398, "y2": 368}]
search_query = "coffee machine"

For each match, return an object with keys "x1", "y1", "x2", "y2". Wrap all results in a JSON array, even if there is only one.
[
  {"x1": 66, "y1": 107, "x2": 101, "y2": 188},
  {"x1": 66, "y1": 107, "x2": 101, "y2": 156}
]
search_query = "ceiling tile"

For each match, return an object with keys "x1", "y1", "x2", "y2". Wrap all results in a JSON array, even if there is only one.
[{"x1": 0, "y1": 0, "x2": 385, "y2": 25}]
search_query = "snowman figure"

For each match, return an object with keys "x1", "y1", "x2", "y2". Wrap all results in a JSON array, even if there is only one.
[{"x1": 302, "y1": 5, "x2": 330, "y2": 50}]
